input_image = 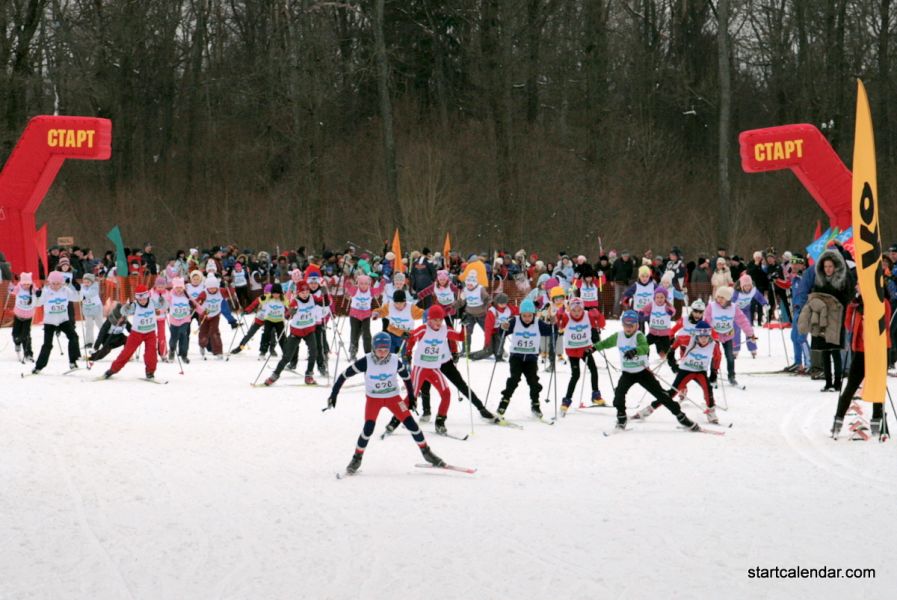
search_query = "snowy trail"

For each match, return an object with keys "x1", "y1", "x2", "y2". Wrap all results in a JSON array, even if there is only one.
[{"x1": 2, "y1": 318, "x2": 896, "y2": 599}]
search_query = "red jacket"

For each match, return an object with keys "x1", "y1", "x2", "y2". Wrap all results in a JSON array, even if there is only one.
[
  {"x1": 484, "y1": 304, "x2": 519, "y2": 345},
  {"x1": 845, "y1": 300, "x2": 892, "y2": 353},
  {"x1": 557, "y1": 308, "x2": 605, "y2": 358},
  {"x1": 407, "y1": 324, "x2": 465, "y2": 359}
]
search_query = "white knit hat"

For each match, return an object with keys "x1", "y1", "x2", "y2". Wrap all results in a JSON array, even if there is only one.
[{"x1": 205, "y1": 276, "x2": 220, "y2": 290}]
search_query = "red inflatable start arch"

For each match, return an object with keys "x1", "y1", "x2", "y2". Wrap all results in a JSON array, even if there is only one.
[
  {"x1": 739, "y1": 124, "x2": 852, "y2": 231},
  {"x1": 0, "y1": 115, "x2": 112, "y2": 277}
]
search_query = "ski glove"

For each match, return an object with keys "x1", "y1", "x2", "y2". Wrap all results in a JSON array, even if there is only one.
[
  {"x1": 230, "y1": 321, "x2": 239, "y2": 329},
  {"x1": 623, "y1": 349, "x2": 637, "y2": 360}
]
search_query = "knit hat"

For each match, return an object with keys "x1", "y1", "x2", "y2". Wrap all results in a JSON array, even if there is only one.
[
  {"x1": 372, "y1": 331, "x2": 392, "y2": 351},
  {"x1": 206, "y1": 259, "x2": 217, "y2": 272},
  {"x1": 393, "y1": 272, "x2": 406, "y2": 282},
  {"x1": 739, "y1": 273, "x2": 753, "y2": 288},
  {"x1": 134, "y1": 284, "x2": 150, "y2": 300},
  {"x1": 171, "y1": 277, "x2": 185, "y2": 289},
  {"x1": 190, "y1": 270, "x2": 203, "y2": 281},
  {"x1": 47, "y1": 271, "x2": 65, "y2": 284},
  {"x1": 270, "y1": 283, "x2": 282, "y2": 295},
  {"x1": 550, "y1": 286, "x2": 565, "y2": 299},
  {"x1": 520, "y1": 299, "x2": 536, "y2": 314},
  {"x1": 715, "y1": 286, "x2": 734, "y2": 302},
  {"x1": 58, "y1": 256, "x2": 70, "y2": 267},
  {"x1": 494, "y1": 292, "x2": 508, "y2": 305},
  {"x1": 569, "y1": 297, "x2": 584, "y2": 309},
  {"x1": 19, "y1": 272, "x2": 33, "y2": 285},
  {"x1": 356, "y1": 274, "x2": 371, "y2": 286},
  {"x1": 466, "y1": 271, "x2": 479, "y2": 283},
  {"x1": 653, "y1": 286, "x2": 668, "y2": 298},
  {"x1": 638, "y1": 265, "x2": 652, "y2": 278},
  {"x1": 154, "y1": 276, "x2": 167, "y2": 288},
  {"x1": 427, "y1": 305, "x2": 445, "y2": 320},
  {"x1": 694, "y1": 320, "x2": 712, "y2": 336},
  {"x1": 621, "y1": 310, "x2": 640, "y2": 325},
  {"x1": 296, "y1": 280, "x2": 310, "y2": 292},
  {"x1": 393, "y1": 290, "x2": 406, "y2": 303},
  {"x1": 690, "y1": 299, "x2": 706, "y2": 311},
  {"x1": 537, "y1": 273, "x2": 549, "y2": 286},
  {"x1": 291, "y1": 269, "x2": 302, "y2": 282},
  {"x1": 385, "y1": 251, "x2": 396, "y2": 260},
  {"x1": 437, "y1": 270, "x2": 449, "y2": 282},
  {"x1": 205, "y1": 276, "x2": 220, "y2": 290},
  {"x1": 83, "y1": 273, "x2": 97, "y2": 283}
]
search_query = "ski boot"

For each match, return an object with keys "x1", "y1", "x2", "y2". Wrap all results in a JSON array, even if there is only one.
[
  {"x1": 434, "y1": 416, "x2": 447, "y2": 434},
  {"x1": 346, "y1": 452, "x2": 363, "y2": 475},
  {"x1": 305, "y1": 375, "x2": 317, "y2": 385},
  {"x1": 103, "y1": 370, "x2": 113, "y2": 379},
  {"x1": 145, "y1": 372, "x2": 154, "y2": 381},
  {"x1": 258, "y1": 352, "x2": 266, "y2": 360},
  {"x1": 69, "y1": 362, "x2": 78, "y2": 370},
  {"x1": 591, "y1": 390, "x2": 605, "y2": 406},
  {"x1": 200, "y1": 347, "x2": 206, "y2": 359},
  {"x1": 870, "y1": 418, "x2": 882, "y2": 438},
  {"x1": 264, "y1": 373, "x2": 280, "y2": 386},
  {"x1": 631, "y1": 405, "x2": 655, "y2": 421},
  {"x1": 677, "y1": 413, "x2": 700, "y2": 431},
  {"x1": 496, "y1": 397, "x2": 510, "y2": 418},
  {"x1": 560, "y1": 397, "x2": 572, "y2": 415},
  {"x1": 25, "y1": 354, "x2": 34, "y2": 362},
  {"x1": 383, "y1": 420, "x2": 398, "y2": 436},
  {"x1": 181, "y1": 355, "x2": 190, "y2": 364},
  {"x1": 615, "y1": 415, "x2": 628, "y2": 430},
  {"x1": 230, "y1": 346, "x2": 243, "y2": 355},
  {"x1": 831, "y1": 417, "x2": 844, "y2": 439},
  {"x1": 269, "y1": 348, "x2": 278, "y2": 358},
  {"x1": 420, "y1": 446, "x2": 446, "y2": 468},
  {"x1": 478, "y1": 406, "x2": 496, "y2": 421},
  {"x1": 531, "y1": 403, "x2": 543, "y2": 419},
  {"x1": 318, "y1": 365, "x2": 328, "y2": 378},
  {"x1": 704, "y1": 407, "x2": 720, "y2": 425},
  {"x1": 419, "y1": 411, "x2": 432, "y2": 423},
  {"x1": 821, "y1": 384, "x2": 837, "y2": 392}
]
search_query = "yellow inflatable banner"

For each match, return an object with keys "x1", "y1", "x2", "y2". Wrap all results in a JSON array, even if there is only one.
[{"x1": 851, "y1": 80, "x2": 888, "y2": 404}]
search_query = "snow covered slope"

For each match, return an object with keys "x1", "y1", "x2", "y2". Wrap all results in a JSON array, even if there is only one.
[{"x1": 1, "y1": 318, "x2": 894, "y2": 599}]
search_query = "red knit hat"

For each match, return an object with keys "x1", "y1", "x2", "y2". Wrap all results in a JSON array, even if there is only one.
[{"x1": 428, "y1": 305, "x2": 445, "y2": 320}]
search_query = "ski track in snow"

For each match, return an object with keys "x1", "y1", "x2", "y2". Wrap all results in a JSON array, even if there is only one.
[{"x1": 2, "y1": 318, "x2": 896, "y2": 599}]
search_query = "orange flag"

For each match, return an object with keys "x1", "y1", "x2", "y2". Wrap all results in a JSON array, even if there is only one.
[
  {"x1": 443, "y1": 232, "x2": 451, "y2": 259},
  {"x1": 392, "y1": 229, "x2": 405, "y2": 273}
]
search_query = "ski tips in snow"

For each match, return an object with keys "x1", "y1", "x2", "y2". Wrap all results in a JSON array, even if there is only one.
[{"x1": 414, "y1": 463, "x2": 476, "y2": 474}]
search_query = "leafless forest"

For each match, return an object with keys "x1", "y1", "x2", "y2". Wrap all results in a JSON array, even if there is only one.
[{"x1": 2, "y1": 0, "x2": 896, "y2": 258}]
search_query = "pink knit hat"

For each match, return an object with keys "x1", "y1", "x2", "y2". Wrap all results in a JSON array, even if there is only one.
[
  {"x1": 47, "y1": 271, "x2": 65, "y2": 284},
  {"x1": 171, "y1": 277, "x2": 185, "y2": 289},
  {"x1": 19, "y1": 272, "x2": 33, "y2": 285},
  {"x1": 356, "y1": 274, "x2": 372, "y2": 286},
  {"x1": 739, "y1": 273, "x2": 752, "y2": 287}
]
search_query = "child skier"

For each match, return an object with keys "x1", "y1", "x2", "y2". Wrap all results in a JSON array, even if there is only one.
[
  {"x1": 307, "y1": 273, "x2": 332, "y2": 376},
  {"x1": 497, "y1": 299, "x2": 555, "y2": 419},
  {"x1": 11, "y1": 272, "x2": 36, "y2": 362},
  {"x1": 195, "y1": 275, "x2": 238, "y2": 358},
  {"x1": 231, "y1": 283, "x2": 276, "y2": 357},
  {"x1": 704, "y1": 286, "x2": 756, "y2": 386},
  {"x1": 558, "y1": 297, "x2": 606, "y2": 412},
  {"x1": 416, "y1": 270, "x2": 459, "y2": 326},
  {"x1": 668, "y1": 299, "x2": 707, "y2": 371},
  {"x1": 327, "y1": 332, "x2": 446, "y2": 475},
  {"x1": 632, "y1": 320, "x2": 722, "y2": 424},
  {"x1": 575, "y1": 264, "x2": 602, "y2": 311},
  {"x1": 32, "y1": 271, "x2": 82, "y2": 373},
  {"x1": 732, "y1": 273, "x2": 767, "y2": 358},
  {"x1": 471, "y1": 293, "x2": 516, "y2": 360},
  {"x1": 592, "y1": 310, "x2": 699, "y2": 431},
  {"x1": 373, "y1": 289, "x2": 424, "y2": 354},
  {"x1": 456, "y1": 271, "x2": 492, "y2": 354},
  {"x1": 640, "y1": 286, "x2": 676, "y2": 360},
  {"x1": 621, "y1": 266, "x2": 657, "y2": 313},
  {"x1": 344, "y1": 274, "x2": 383, "y2": 360},
  {"x1": 86, "y1": 303, "x2": 131, "y2": 363},
  {"x1": 265, "y1": 280, "x2": 320, "y2": 386},
  {"x1": 165, "y1": 277, "x2": 193, "y2": 363},
  {"x1": 102, "y1": 285, "x2": 160, "y2": 380},
  {"x1": 79, "y1": 273, "x2": 105, "y2": 351}
]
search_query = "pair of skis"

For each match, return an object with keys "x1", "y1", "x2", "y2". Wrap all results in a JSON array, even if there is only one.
[{"x1": 337, "y1": 463, "x2": 476, "y2": 479}]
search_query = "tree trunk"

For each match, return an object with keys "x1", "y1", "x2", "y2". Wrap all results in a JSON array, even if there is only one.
[
  {"x1": 525, "y1": 0, "x2": 540, "y2": 125},
  {"x1": 717, "y1": 0, "x2": 732, "y2": 248},
  {"x1": 879, "y1": 0, "x2": 892, "y2": 163},
  {"x1": 374, "y1": 0, "x2": 401, "y2": 230}
]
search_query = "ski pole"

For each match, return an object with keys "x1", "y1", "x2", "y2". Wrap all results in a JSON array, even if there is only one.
[
  {"x1": 483, "y1": 330, "x2": 508, "y2": 408},
  {"x1": 542, "y1": 327, "x2": 557, "y2": 403},
  {"x1": 598, "y1": 349, "x2": 617, "y2": 395},
  {"x1": 252, "y1": 324, "x2": 287, "y2": 385},
  {"x1": 466, "y1": 342, "x2": 474, "y2": 435}
]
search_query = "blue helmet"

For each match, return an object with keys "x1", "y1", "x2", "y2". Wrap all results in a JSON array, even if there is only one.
[
  {"x1": 621, "y1": 310, "x2": 640, "y2": 325},
  {"x1": 520, "y1": 299, "x2": 536, "y2": 314},
  {"x1": 372, "y1": 332, "x2": 392, "y2": 351}
]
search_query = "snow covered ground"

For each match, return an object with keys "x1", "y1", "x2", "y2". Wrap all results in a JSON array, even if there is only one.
[{"x1": 2, "y1": 317, "x2": 896, "y2": 600}]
